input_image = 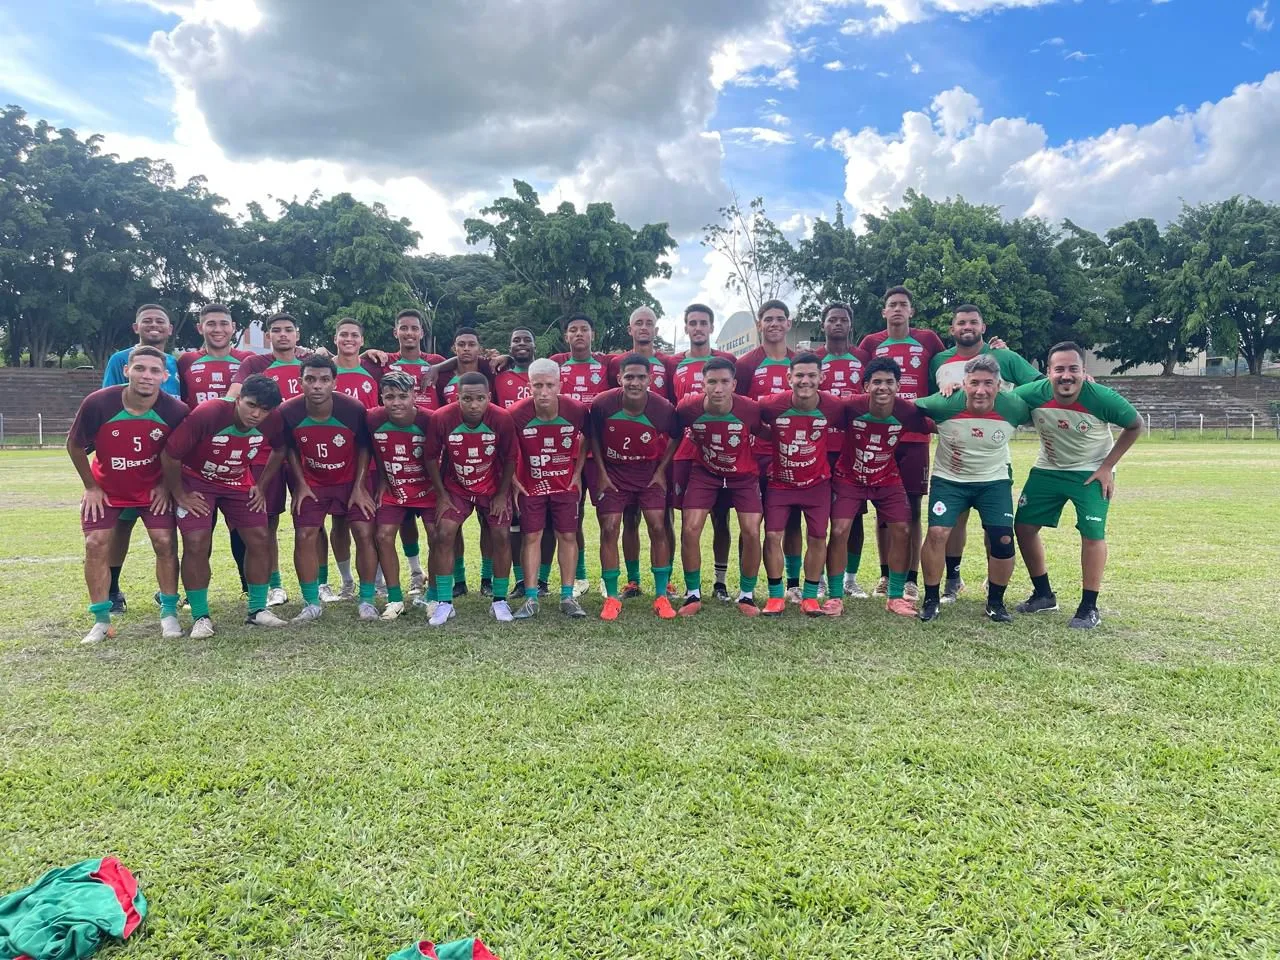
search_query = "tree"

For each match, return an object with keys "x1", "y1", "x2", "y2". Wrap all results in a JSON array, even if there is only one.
[
  {"x1": 701, "y1": 193, "x2": 797, "y2": 322},
  {"x1": 404, "y1": 253, "x2": 510, "y2": 354},
  {"x1": 465, "y1": 180, "x2": 675, "y2": 353}
]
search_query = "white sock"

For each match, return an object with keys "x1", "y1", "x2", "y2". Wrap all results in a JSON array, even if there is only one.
[
  {"x1": 714, "y1": 564, "x2": 727, "y2": 585},
  {"x1": 337, "y1": 560, "x2": 353, "y2": 586},
  {"x1": 407, "y1": 554, "x2": 423, "y2": 576}
]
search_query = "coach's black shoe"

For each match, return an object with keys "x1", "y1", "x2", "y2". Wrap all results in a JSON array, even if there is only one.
[
  {"x1": 453, "y1": 580, "x2": 468, "y2": 598},
  {"x1": 985, "y1": 603, "x2": 1014, "y2": 624},
  {"x1": 1069, "y1": 607, "x2": 1102, "y2": 630},
  {"x1": 918, "y1": 599, "x2": 940, "y2": 622},
  {"x1": 1016, "y1": 592, "x2": 1059, "y2": 614},
  {"x1": 537, "y1": 579, "x2": 550, "y2": 597},
  {"x1": 480, "y1": 577, "x2": 493, "y2": 597},
  {"x1": 109, "y1": 589, "x2": 127, "y2": 614},
  {"x1": 713, "y1": 582, "x2": 731, "y2": 603}
]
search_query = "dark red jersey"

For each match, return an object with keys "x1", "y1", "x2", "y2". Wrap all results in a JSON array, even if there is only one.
[
  {"x1": 551, "y1": 352, "x2": 614, "y2": 403},
  {"x1": 675, "y1": 395, "x2": 763, "y2": 477},
  {"x1": 165, "y1": 398, "x2": 269, "y2": 489},
  {"x1": 178, "y1": 348, "x2": 254, "y2": 407},
  {"x1": 509, "y1": 396, "x2": 588, "y2": 496},
  {"x1": 734, "y1": 347, "x2": 793, "y2": 456},
  {"x1": 589, "y1": 389, "x2": 678, "y2": 489},
  {"x1": 234, "y1": 353, "x2": 305, "y2": 404},
  {"x1": 71, "y1": 387, "x2": 188, "y2": 506},
  {"x1": 856, "y1": 328, "x2": 945, "y2": 442},
  {"x1": 494, "y1": 365, "x2": 531, "y2": 410},
  {"x1": 266, "y1": 394, "x2": 370, "y2": 488},
  {"x1": 382, "y1": 352, "x2": 447, "y2": 412},
  {"x1": 607, "y1": 352, "x2": 672, "y2": 399},
  {"x1": 333, "y1": 359, "x2": 383, "y2": 410},
  {"x1": 366, "y1": 407, "x2": 435, "y2": 507},
  {"x1": 424, "y1": 402, "x2": 517, "y2": 498},
  {"x1": 835, "y1": 396, "x2": 934, "y2": 487},
  {"x1": 759, "y1": 391, "x2": 847, "y2": 488}
]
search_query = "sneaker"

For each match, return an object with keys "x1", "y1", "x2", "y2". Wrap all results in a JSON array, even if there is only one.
[
  {"x1": 491, "y1": 599, "x2": 514, "y2": 622},
  {"x1": 600, "y1": 597, "x2": 623, "y2": 621},
  {"x1": 481, "y1": 578, "x2": 493, "y2": 598},
  {"x1": 82, "y1": 622, "x2": 116, "y2": 644},
  {"x1": 318, "y1": 583, "x2": 339, "y2": 603},
  {"x1": 358, "y1": 602, "x2": 379, "y2": 621},
  {"x1": 801, "y1": 597, "x2": 823, "y2": 617},
  {"x1": 678, "y1": 596, "x2": 702, "y2": 617},
  {"x1": 985, "y1": 603, "x2": 1014, "y2": 624},
  {"x1": 762, "y1": 597, "x2": 786, "y2": 616},
  {"x1": 816, "y1": 580, "x2": 827, "y2": 599},
  {"x1": 429, "y1": 602, "x2": 456, "y2": 626},
  {"x1": 737, "y1": 596, "x2": 760, "y2": 617},
  {"x1": 573, "y1": 578, "x2": 590, "y2": 599},
  {"x1": 246, "y1": 608, "x2": 288, "y2": 628},
  {"x1": 918, "y1": 599, "x2": 941, "y2": 622},
  {"x1": 160, "y1": 615, "x2": 183, "y2": 639},
  {"x1": 620, "y1": 580, "x2": 642, "y2": 600},
  {"x1": 941, "y1": 577, "x2": 965, "y2": 604},
  {"x1": 560, "y1": 597, "x2": 588, "y2": 618},
  {"x1": 844, "y1": 574, "x2": 868, "y2": 599},
  {"x1": 513, "y1": 598, "x2": 540, "y2": 620},
  {"x1": 1069, "y1": 608, "x2": 1102, "y2": 630},
  {"x1": 785, "y1": 585, "x2": 802, "y2": 605},
  {"x1": 452, "y1": 581, "x2": 468, "y2": 599},
  {"x1": 267, "y1": 587, "x2": 288, "y2": 607},
  {"x1": 903, "y1": 581, "x2": 920, "y2": 602},
  {"x1": 108, "y1": 590, "x2": 127, "y2": 614},
  {"x1": 380, "y1": 601, "x2": 405, "y2": 622},
  {"x1": 291, "y1": 603, "x2": 324, "y2": 624},
  {"x1": 512, "y1": 580, "x2": 526, "y2": 597},
  {"x1": 886, "y1": 597, "x2": 917, "y2": 618},
  {"x1": 712, "y1": 582, "x2": 731, "y2": 603},
  {"x1": 653, "y1": 596, "x2": 677, "y2": 620},
  {"x1": 1016, "y1": 593, "x2": 1059, "y2": 614},
  {"x1": 338, "y1": 581, "x2": 356, "y2": 601},
  {"x1": 190, "y1": 616, "x2": 216, "y2": 640},
  {"x1": 408, "y1": 571, "x2": 425, "y2": 596},
  {"x1": 537, "y1": 580, "x2": 550, "y2": 597},
  {"x1": 820, "y1": 598, "x2": 844, "y2": 617},
  {"x1": 412, "y1": 593, "x2": 433, "y2": 611},
  {"x1": 871, "y1": 576, "x2": 889, "y2": 598}
]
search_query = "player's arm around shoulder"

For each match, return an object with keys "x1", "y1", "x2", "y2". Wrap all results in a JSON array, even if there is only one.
[{"x1": 912, "y1": 388, "x2": 963, "y2": 421}]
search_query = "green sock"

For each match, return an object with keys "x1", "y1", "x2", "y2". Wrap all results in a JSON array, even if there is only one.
[
  {"x1": 492, "y1": 577, "x2": 509, "y2": 602},
  {"x1": 301, "y1": 580, "x2": 320, "y2": 606},
  {"x1": 888, "y1": 570, "x2": 907, "y2": 599},
  {"x1": 785, "y1": 554, "x2": 802, "y2": 582},
  {"x1": 847, "y1": 551, "x2": 861, "y2": 576},
  {"x1": 187, "y1": 588, "x2": 210, "y2": 620},
  {"x1": 827, "y1": 568, "x2": 845, "y2": 600},
  {"x1": 359, "y1": 581, "x2": 376, "y2": 603},
  {"x1": 685, "y1": 568, "x2": 702, "y2": 594},
  {"x1": 625, "y1": 558, "x2": 641, "y2": 583},
  {"x1": 560, "y1": 583, "x2": 574, "y2": 600},
  {"x1": 89, "y1": 600, "x2": 112, "y2": 624},
  {"x1": 317, "y1": 563, "x2": 328, "y2": 585},
  {"x1": 437, "y1": 575, "x2": 454, "y2": 602},
  {"x1": 513, "y1": 562, "x2": 523, "y2": 584},
  {"x1": 652, "y1": 566, "x2": 672, "y2": 597},
  {"x1": 802, "y1": 579, "x2": 820, "y2": 600},
  {"x1": 525, "y1": 582, "x2": 539, "y2": 600},
  {"x1": 269, "y1": 570, "x2": 282, "y2": 590},
  {"x1": 480, "y1": 557, "x2": 493, "y2": 581},
  {"x1": 768, "y1": 578, "x2": 785, "y2": 599},
  {"x1": 158, "y1": 592, "x2": 180, "y2": 618},
  {"x1": 739, "y1": 574, "x2": 758, "y2": 596},
  {"x1": 575, "y1": 551, "x2": 587, "y2": 581},
  {"x1": 404, "y1": 541, "x2": 420, "y2": 559},
  {"x1": 538, "y1": 562, "x2": 551, "y2": 583},
  {"x1": 603, "y1": 568, "x2": 621, "y2": 599},
  {"x1": 388, "y1": 585, "x2": 403, "y2": 603},
  {"x1": 453, "y1": 556, "x2": 466, "y2": 581},
  {"x1": 247, "y1": 583, "x2": 268, "y2": 612}
]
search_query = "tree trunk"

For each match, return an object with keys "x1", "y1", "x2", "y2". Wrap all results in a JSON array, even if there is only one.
[{"x1": 1161, "y1": 345, "x2": 1175, "y2": 376}]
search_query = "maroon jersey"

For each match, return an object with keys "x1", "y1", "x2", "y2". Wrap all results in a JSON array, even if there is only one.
[
  {"x1": 383, "y1": 352, "x2": 447, "y2": 412},
  {"x1": 178, "y1": 348, "x2": 253, "y2": 407},
  {"x1": 494, "y1": 365, "x2": 531, "y2": 410},
  {"x1": 735, "y1": 347, "x2": 793, "y2": 456},
  {"x1": 607, "y1": 352, "x2": 671, "y2": 399},
  {"x1": 437, "y1": 360, "x2": 494, "y2": 407},
  {"x1": 819, "y1": 347, "x2": 870, "y2": 453},
  {"x1": 424, "y1": 402, "x2": 517, "y2": 498},
  {"x1": 367, "y1": 407, "x2": 435, "y2": 507},
  {"x1": 71, "y1": 387, "x2": 188, "y2": 506},
  {"x1": 509, "y1": 396, "x2": 588, "y2": 496},
  {"x1": 589, "y1": 389, "x2": 678, "y2": 489},
  {"x1": 665, "y1": 349, "x2": 737, "y2": 463},
  {"x1": 234, "y1": 353, "x2": 305, "y2": 403},
  {"x1": 675, "y1": 395, "x2": 763, "y2": 477},
  {"x1": 166, "y1": 398, "x2": 269, "y2": 489},
  {"x1": 551, "y1": 352, "x2": 614, "y2": 403},
  {"x1": 266, "y1": 394, "x2": 370, "y2": 488},
  {"x1": 759, "y1": 392, "x2": 847, "y2": 488},
  {"x1": 856, "y1": 328, "x2": 945, "y2": 442},
  {"x1": 836, "y1": 396, "x2": 933, "y2": 487},
  {"x1": 334, "y1": 359, "x2": 382, "y2": 411}
]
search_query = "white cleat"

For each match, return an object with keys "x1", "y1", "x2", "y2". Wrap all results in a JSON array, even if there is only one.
[
  {"x1": 318, "y1": 583, "x2": 341, "y2": 603},
  {"x1": 291, "y1": 603, "x2": 324, "y2": 624},
  {"x1": 429, "y1": 601, "x2": 456, "y2": 626},
  {"x1": 844, "y1": 574, "x2": 869, "y2": 599},
  {"x1": 267, "y1": 587, "x2": 288, "y2": 607},
  {"x1": 380, "y1": 601, "x2": 405, "y2": 621},
  {"x1": 408, "y1": 571, "x2": 425, "y2": 596},
  {"x1": 357, "y1": 602, "x2": 380, "y2": 621},
  {"x1": 491, "y1": 599, "x2": 514, "y2": 622},
  {"x1": 572, "y1": 578, "x2": 590, "y2": 599},
  {"x1": 871, "y1": 576, "x2": 889, "y2": 598},
  {"x1": 189, "y1": 616, "x2": 216, "y2": 640},
  {"x1": 338, "y1": 581, "x2": 356, "y2": 601},
  {"x1": 246, "y1": 608, "x2": 288, "y2": 628},
  {"x1": 160, "y1": 615, "x2": 184, "y2": 639},
  {"x1": 82, "y1": 622, "x2": 116, "y2": 645},
  {"x1": 904, "y1": 581, "x2": 921, "y2": 603},
  {"x1": 785, "y1": 585, "x2": 803, "y2": 605}
]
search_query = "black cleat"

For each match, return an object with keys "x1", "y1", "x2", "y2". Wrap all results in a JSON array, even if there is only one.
[
  {"x1": 109, "y1": 589, "x2": 127, "y2": 614},
  {"x1": 918, "y1": 599, "x2": 941, "y2": 622},
  {"x1": 620, "y1": 581, "x2": 642, "y2": 599},
  {"x1": 537, "y1": 579, "x2": 550, "y2": 597},
  {"x1": 512, "y1": 580, "x2": 525, "y2": 597},
  {"x1": 453, "y1": 581, "x2": 468, "y2": 598},
  {"x1": 1069, "y1": 608, "x2": 1102, "y2": 630},
  {"x1": 1015, "y1": 593, "x2": 1059, "y2": 614},
  {"x1": 480, "y1": 577, "x2": 493, "y2": 598},
  {"x1": 985, "y1": 603, "x2": 1014, "y2": 623},
  {"x1": 713, "y1": 582, "x2": 731, "y2": 602}
]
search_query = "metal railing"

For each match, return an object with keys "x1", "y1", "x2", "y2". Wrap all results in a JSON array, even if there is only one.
[{"x1": 0, "y1": 415, "x2": 76, "y2": 448}]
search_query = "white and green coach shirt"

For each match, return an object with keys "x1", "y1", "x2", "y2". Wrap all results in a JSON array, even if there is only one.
[
  {"x1": 1014, "y1": 380, "x2": 1140, "y2": 474},
  {"x1": 914, "y1": 391, "x2": 1032, "y2": 484}
]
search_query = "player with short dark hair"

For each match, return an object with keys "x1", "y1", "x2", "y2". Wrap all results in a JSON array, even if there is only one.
[
  {"x1": 69, "y1": 346, "x2": 189, "y2": 643},
  {"x1": 102, "y1": 304, "x2": 181, "y2": 396},
  {"x1": 492, "y1": 327, "x2": 539, "y2": 595},
  {"x1": 1013, "y1": 342, "x2": 1142, "y2": 629}
]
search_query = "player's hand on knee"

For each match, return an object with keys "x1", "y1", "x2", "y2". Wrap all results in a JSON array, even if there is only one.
[{"x1": 81, "y1": 486, "x2": 107, "y2": 522}]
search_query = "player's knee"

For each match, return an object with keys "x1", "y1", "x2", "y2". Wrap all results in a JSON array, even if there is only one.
[{"x1": 986, "y1": 526, "x2": 1015, "y2": 559}]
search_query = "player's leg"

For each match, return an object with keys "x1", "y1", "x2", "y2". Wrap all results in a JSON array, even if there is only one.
[
  {"x1": 399, "y1": 512, "x2": 424, "y2": 598},
  {"x1": 291, "y1": 506, "x2": 325, "y2": 623},
  {"x1": 900, "y1": 442, "x2": 929, "y2": 601},
  {"x1": 826, "y1": 515, "x2": 853, "y2": 616},
  {"x1": 453, "y1": 529, "x2": 468, "y2": 598},
  {"x1": 1071, "y1": 473, "x2": 1111, "y2": 629},
  {"x1": 761, "y1": 492, "x2": 789, "y2": 616},
  {"x1": 942, "y1": 509, "x2": 970, "y2": 603},
  {"x1": 783, "y1": 508, "x2": 803, "y2": 602},
  {"x1": 621, "y1": 505, "x2": 642, "y2": 598},
  {"x1": 508, "y1": 513, "x2": 524, "y2": 595},
  {"x1": 845, "y1": 512, "x2": 868, "y2": 599},
  {"x1": 484, "y1": 496, "x2": 516, "y2": 619},
  {"x1": 710, "y1": 502, "x2": 732, "y2": 601},
  {"x1": 81, "y1": 523, "x2": 117, "y2": 644},
  {"x1": 1013, "y1": 468, "x2": 1070, "y2": 614},
  {"x1": 348, "y1": 515, "x2": 380, "y2": 621},
  {"x1": 919, "y1": 523, "x2": 952, "y2": 622},
  {"x1": 238, "y1": 520, "x2": 285, "y2": 628},
  {"x1": 572, "y1": 461, "x2": 596, "y2": 599},
  {"x1": 105, "y1": 512, "x2": 139, "y2": 613},
  {"x1": 596, "y1": 508, "x2": 624, "y2": 620},
  {"x1": 266, "y1": 513, "x2": 287, "y2": 605},
  {"x1": 919, "y1": 476, "x2": 964, "y2": 622},
  {"x1": 478, "y1": 514, "x2": 493, "y2": 598},
  {"x1": 642, "y1": 506, "x2": 675, "y2": 619},
  {"x1": 429, "y1": 495, "x2": 467, "y2": 625},
  {"x1": 321, "y1": 516, "x2": 349, "y2": 602},
  {"x1": 736, "y1": 510, "x2": 764, "y2": 616},
  {"x1": 375, "y1": 510, "x2": 405, "y2": 621},
  {"x1": 179, "y1": 524, "x2": 215, "y2": 638},
  {"x1": 514, "y1": 498, "x2": 547, "y2": 620},
  {"x1": 799, "y1": 490, "x2": 830, "y2": 616},
  {"x1": 142, "y1": 513, "x2": 181, "y2": 639},
  {"x1": 972, "y1": 479, "x2": 1016, "y2": 622},
  {"x1": 229, "y1": 528, "x2": 248, "y2": 594},
  {"x1": 678, "y1": 507, "x2": 709, "y2": 616}
]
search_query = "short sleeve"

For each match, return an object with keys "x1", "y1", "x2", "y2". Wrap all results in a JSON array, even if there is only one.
[
  {"x1": 734, "y1": 356, "x2": 753, "y2": 396},
  {"x1": 102, "y1": 352, "x2": 126, "y2": 388},
  {"x1": 1088, "y1": 383, "x2": 1141, "y2": 428},
  {"x1": 423, "y1": 412, "x2": 445, "y2": 461},
  {"x1": 165, "y1": 404, "x2": 207, "y2": 461},
  {"x1": 1005, "y1": 350, "x2": 1043, "y2": 386},
  {"x1": 496, "y1": 411, "x2": 518, "y2": 459},
  {"x1": 70, "y1": 393, "x2": 105, "y2": 451}
]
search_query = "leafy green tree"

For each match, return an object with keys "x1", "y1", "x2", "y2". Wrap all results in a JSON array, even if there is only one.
[{"x1": 701, "y1": 193, "x2": 797, "y2": 321}]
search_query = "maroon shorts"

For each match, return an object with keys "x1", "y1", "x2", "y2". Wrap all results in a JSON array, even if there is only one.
[
  {"x1": 894, "y1": 442, "x2": 930, "y2": 496},
  {"x1": 831, "y1": 479, "x2": 910, "y2": 524},
  {"x1": 683, "y1": 464, "x2": 762, "y2": 514},
  {"x1": 756, "y1": 456, "x2": 772, "y2": 498},
  {"x1": 250, "y1": 462, "x2": 286, "y2": 516},
  {"x1": 81, "y1": 503, "x2": 174, "y2": 534},
  {"x1": 595, "y1": 479, "x2": 667, "y2": 514},
  {"x1": 293, "y1": 483, "x2": 360, "y2": 528},
  {"x1": 441, "y1": 489, "x2": 512, "y2": 527},
  {"x1": 519, "y1": 491, "x2": 580, "y2": 534},
  {"x1": 764, "y1": 482, "x2": 831, "y2": 537},
  {"x1": 376, "y1": 502, "x2": 435, "y2": 528},
  {"x1": 177, "y1": 476, "x2": 268, "y2": 533},
  {"x1": 672, "y1": 459, "x2": 731, "y2": 512}
]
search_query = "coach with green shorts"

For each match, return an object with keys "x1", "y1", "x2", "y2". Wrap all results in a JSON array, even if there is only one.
[
  {"x1": 1013, "y1": 340, "x2": 1142, "y2": 629},
  {"x1": 914, "y1": 354, "x2": 1031, "y2": 624}
]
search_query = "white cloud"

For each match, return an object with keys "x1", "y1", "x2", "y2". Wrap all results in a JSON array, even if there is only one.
[
  {"x1": 1248, "y1": 1, "x2": 1273, "y2": 30},
  {"x1": 0, "y1": 12, "x2": 112, "y2": 123},
  {"x1": 837, "y1": 0, "x2": 1062, "y2": 35},
  {"x1": 907, "y1": 53, "x2": 923, "y2": 74},
  {"x1": 831, "y1": 72, "x2": 1280, "y2": 233},
  {"x1": 1064, "y1": 49, "x2": 1095, "y2": 61},
  {"x1": 761, "y1": 111, "x2": 792, "y2": 126},
  {"x1": 722, "y1": 126, "x2": 796, "y2": 145},
  {"x1": 824, "y1": 59, "x2": 849, "y2": 70}
]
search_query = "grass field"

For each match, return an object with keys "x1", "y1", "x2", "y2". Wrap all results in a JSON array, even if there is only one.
[{"x1": 2, "y1": 443, "x2": 1279, "y2": 959}]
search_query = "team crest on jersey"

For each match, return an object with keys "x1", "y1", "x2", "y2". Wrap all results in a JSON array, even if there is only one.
[
  {"x1": 992, "y1": 429, "x2": 1006, "y2": 443},
  {"x1": 811, "y1": 427, "x2": 824, "y2": 440},
  {"x1": 910, "y1": 357, "x2": 921, "y2": 369},
  {"x1": 590, "y1": 373, "x2": 601, "y2": 384},
  {"x1": 654, "y1": 375, "x2": 665, "y2": 387},
  {"x1": 412, "y1": 446, "x2": 422, "y2": 458},
  {"x1": 727, "y1": 434, "x2": 741, "y2": 447},
  {"x1": 1077, "y1": 421, "x2": 1091, "y2": 433},
  {"x1": 888, "y1": 435, "x2": 899, "y2": 446},
  {"x1": 640, "y1": 431, "x2": 652, "y2": 443},
  {"x1": 362, "y1": 381, "x2": 372, "y2": 393},
  {"x1": 149, "y1": 428, "x2": 164, "y2": 441},
  {"x1": 485, "y1": 444, "x2": 496, "y2": 456},
  {"x1": 333, "y1": 434, "x2": 346, "y2": 447},
  {"x1": 562, "y1": 436, "x2": 573, "y2": 449},
  {"x1": 932, "y1": 500, "x2": 947, "y2": 516}
]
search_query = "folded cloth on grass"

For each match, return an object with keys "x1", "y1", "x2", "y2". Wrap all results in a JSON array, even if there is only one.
[
  {"x1": 0, "y1": 857, "x2": 146, "y2": 960},
  {"x1": 389, "y1": 938, "x2": 499, "y2": 960}
]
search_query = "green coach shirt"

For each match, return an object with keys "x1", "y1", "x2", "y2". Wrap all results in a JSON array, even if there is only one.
[
  {"x1": 1014, "y1": 379, "x2": 1140, "y2": 474},
  {"x1": 928, "y1": 344, "x2": 1043, "y2": 394},
  {"x1": 915, "y1": 390, "x2": 1032, "y2": 484}
]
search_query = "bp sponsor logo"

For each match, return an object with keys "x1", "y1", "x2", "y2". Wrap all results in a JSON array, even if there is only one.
[{"x1": 932, "y1": 500, "x2": 947, "y2": 516}]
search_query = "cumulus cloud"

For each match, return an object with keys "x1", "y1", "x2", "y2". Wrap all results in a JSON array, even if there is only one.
[
  {"x1": 722, "y1": 126, "x2": 796, "y2": 145},
  {"x1": 836, "y1": 0, "x2": 1063, "y2": 35},
  {"x1": 1248, "y1": 1, "x2": 1273, "y2": 30}
]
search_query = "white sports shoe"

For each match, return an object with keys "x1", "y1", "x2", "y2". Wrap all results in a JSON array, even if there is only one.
[
  {"x1": 291, "y1": 603, "x2": 324, "y2": 624},
  {"x1": 357, "y1": 602, "x2": 379, "y2": 621},
  {"x1": 904, "y1": 581, "x2": 920, "y2": 602},
  {"x1": 267, "y1": 587, "x2": 288, "y2": 607},
  {"x1": 380, "y1": 601, "x2": 405, "y2": 621},
  {"x1": 408, "y1": 571, "x2": 425, "y2": 596},
  {"x1": 491, "y1": 599, "x2": 514, "y2": 622},
  {"x1": 338, "y1": 581, "x2": 356, "y2": 601},
  {"x1": 190, "y1": 616, "x2": 216, "y2": 640},
  {"x1": 82, "y1": 622, "x2": 115, "y2": 645},
  {"x1": 160, "y1": 615, "x2": 183, "y2": 639},
  {"x1": 844, "y1": 574, "x2": 869, "y2": 599},
  {"x1": 785, "y1": 585, "x2": 803, "y2": 604},
  {"x1": 319, "y1": 583, "x2": 341, "y2": 602},
  {"x1": 572, "y1": 578, "x2": 590, "y2": 599},
  {"x1": 246, "y1": 608, "x2": 288, "y2": 628},
  {"x1": 429, "y1": 602, "x2": 456, "y2": 626}
]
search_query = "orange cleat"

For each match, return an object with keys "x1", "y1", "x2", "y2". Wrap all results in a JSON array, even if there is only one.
[
  {"x1": 886, "y1": 597, "x2": 917, "y2": 618},
  {"x1": 820, "y1": 598, "x2": 844, "y2": 617},
  {"x1": 737, "y1": 598, "x2": 760, "y2": 617},
  {"x1": 678, "y1": 597, "x2": 703, "y2": 617},
  {"x1": 653, "y1": 596, "x2": 677, "y2": 619},
  {"x1": 801, "y1": 597, "x2": 823, "y2": 617},
  {"x1": 600, "y1": 596, "x2": 623, "y2": 621},
  {"x1": 762, "y1": 597, "x2": 786, "y2": 616}
]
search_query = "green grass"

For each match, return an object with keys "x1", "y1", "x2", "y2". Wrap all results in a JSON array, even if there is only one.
[{"x1": 2, "y1": 444, "x2": 1279, "y2": 959}]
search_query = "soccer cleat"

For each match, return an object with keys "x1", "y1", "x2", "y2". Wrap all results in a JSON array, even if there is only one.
[
  {"x1": 600, "y1": 597, "x2": 623, "y2": 621},
  {"x1": 490, "y1": 600, "x2": 514, "y2": 623},
  {"x1": 82, "y1": 622, "x2": 116, "y2": 645},
  {"x1": 357, "y1": 602, "x2": 379, "y2": 621},
  {"x1": 820, "y1": 598, "x2": 845, "y2": 617},
  {"x1": 481, "y1": 578, "x2": 493, "y2": 598},
  {"x1": 429, "y1": 602, "x2": 456, "y2": 626},
  {"x1": 408, "y1": 571, "x2": 425, "y2": 596},
  {"x1": 886, "y1": 597, "x2": 917, "y2": 618},
  {"x1": 160, "y1": 615, "x2": 183, "y2": 640},
  {"x1": 871, "y1": 576, "x2": 889, "y2": 598},
  {"x1": 941, "y1": 577, "x2": 965, "y2": 604},
  {"x1": 189, "y1": 616, "x2": 216, "y2": 640},
  {"x1": 380, "y1": 601, "x2": 405, "y2": 622},
  {"x1": 653, "y1": 596, "x2": 677, "y2": 620},
  {"x1": 737, "y1": 596, "x2": 760, "y2": 617},
  {"x1": 337, "y1": 581, "x2": 356, "y2": 601},
  {"x1": 620, "y1": 580, "x2": 642, "y2": 599},
  {"x1": 267, "y1": 587, "x2": 288, "y2": 607},
  {"x1": 785, "y1": 585, "x2": 802, "y2": 605},
  {"x1": 246, "y1": 608, "x2": 288, "y2": 628},
  {"x1": 844, "y1": 574, "x2": 869, "y2": 599},
  {"x1": 801, "y1": 597, "x2": 823, "y2": 617},
  {"x1": 1016, "y1": 593, "x2": 1059, "y2": 614},
  {"x1": 318, "y1": 583, "x2": 341, "y2": 603},
  {"x1": 903, "y1": 582, "x2": 920, "y2": 602},
  {"x1": 453, "y1": 580, "x2": 468, "y2": 598},
  {"x1": 108, "y1": 590, "x2": 127, "y2": 614},
  {"x1": 712, "y1": 582, "x2": 731, "y2": 603},
  {"x1": 537, "y1": 580, "x2": 550, "y2": 597},
  {"x1": 985, "y1": 603, "x2": 1014, "y2": 624},
  {"x1": 816, "y1": 580, "x2": 826, "y2": 599},
  {"x1": 512, "y1": 580, "x2": 526, "y2": 597},
  {"x1": 762, "y1": 597, "x2": 786, "y2": 617},
  {"x1": 678, "y1": 596, "x2": 702, "y2": 617},
  {"x1": 573, "y1": 578, "x2": 590, "y2": 599},
  {"x1": 512, "y1": 598, "x2": 540, "y2": 620},
  {"x1": 918, "y1": 599, "x2": 941, "y2": 622},
  {"x1": 560, "y1": 598, "x2": 588, "y2": 618},
  {"x1": 1069, "y1": 608, "x2": 1102, "y2": 630},
  {"x1": 291, "y1": 603, "x2": 324, "y2": 624}
]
